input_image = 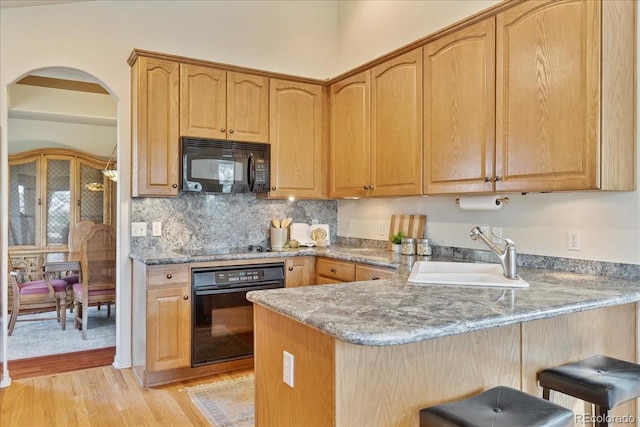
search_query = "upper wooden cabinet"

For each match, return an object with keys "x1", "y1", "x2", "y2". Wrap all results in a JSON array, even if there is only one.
[
  {"x1": 494, "y1": 0, "x2": 635, "y2": 192},
  {"x1": 180, "y1": 64, "x2": 269, "y2": 143},
  {"x1": 423, "y1": 18, "x2": 496, "y2": 194},
  {"x1": 423, "y1": 0, "x2": 635, "y2": 194},
  {"x1": 330, "y1": 49, "x2": 423, "y2": 198},
  {"x1": 330, "y1": 71, "x2": 371, "y2": 198},
  {"x1": 370, "y1": 48, "x2": 423, "y2": 196},
  {"x1": 131, "y1": 56, "x2": 180, "y2": 197},
  {"x1": 269, "y1": 79, "x2": 326, "y2": 199}
]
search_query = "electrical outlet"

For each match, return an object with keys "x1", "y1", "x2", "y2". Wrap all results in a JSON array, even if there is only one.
[
  {"x1": 492, "y1": 227, "x2": 502, "y2": 244},
  {"x1": 479, "y1": 225, "x2": 490, "y2": 237},
  {"x1": 568, "y1": 230, "x2": 581, "y2": 251},
  {"x1": 152, "y1": 221, "x2": 162, "y2": 236},
  {"x1": 378, "y1": 222, "x2": 385, "y2": 236},
  {"x1": 283, "y1": 351, "x2": 294, "y2": 387},
  {"x1": 131, "y1": 222, "x2": 147, "y2": 237}
]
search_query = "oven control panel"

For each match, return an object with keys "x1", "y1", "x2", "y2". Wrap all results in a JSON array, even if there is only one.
[
  {"x1": 215, "y1": 269, "x2": 264, "y2": 284},
  {"x1": 192, "y1": 263, "x2": 285, "y2": 289}
]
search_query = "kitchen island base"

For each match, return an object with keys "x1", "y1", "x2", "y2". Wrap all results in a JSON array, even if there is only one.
[{"x1": 254, "y1": 303, "x2": 637, "y2": 427}]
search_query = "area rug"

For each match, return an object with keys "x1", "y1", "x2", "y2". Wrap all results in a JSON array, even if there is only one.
[
  {"x1": 5, "y1": 305, "x2": 116, "y2": 360},
  {"x1": 185, "y1": 374, "x2": 255, "y2": 427}
]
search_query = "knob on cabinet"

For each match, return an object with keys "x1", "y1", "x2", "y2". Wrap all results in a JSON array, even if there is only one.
[
  {"x1": 166, "y1": 274, "x2": 172, "y2": 279},
  {"x1": 271, "y1": 186, "x2": 277, "y2": 191},
  {"x1": 288, "y1": 266, "x2": 294, "y2": 271},
  {"x1": 220, "y1": 128, "x2": 226, "y2": 133},
  {"x1": 229, "y1": 129, "x2": 235, "y2": 134},
  {"x1": 172, "y1": 184, "x2": 178, "y2": 188},
  {"x1": 183, "y1": 295, "x2": 189, "y2": 300}
]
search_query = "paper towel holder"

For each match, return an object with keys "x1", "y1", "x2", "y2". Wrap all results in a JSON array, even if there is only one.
[{"x1": 455, "y1": 196, "x2": 509, "y2": 206}]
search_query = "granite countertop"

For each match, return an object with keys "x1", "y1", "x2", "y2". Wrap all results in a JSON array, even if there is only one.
[
  {"x1": 246, "y1": 255, "x2": 640, "y2": 346},
  {"x1": 129, "y1": 245, "x2": 640, "y2": 347}
]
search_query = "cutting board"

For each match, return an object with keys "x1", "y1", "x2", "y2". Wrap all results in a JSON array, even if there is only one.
[{"x1": 387, "y1": 214, "x2": 426, "y2": 250}]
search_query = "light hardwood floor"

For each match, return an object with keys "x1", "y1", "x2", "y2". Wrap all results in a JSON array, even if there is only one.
[{"x1": 1, "y1": 365, "x2": 253, "y2": 426}]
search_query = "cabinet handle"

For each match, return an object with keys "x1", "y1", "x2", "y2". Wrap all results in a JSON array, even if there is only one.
[
  {"x1": 330, "y1": 268, "x2": 336, "y2": 273},
  {"x1": 371, "y1": 276, "x2": 380, "y2": 280},
  {"x1": 183, "y1": 295, "x2": 189, "y2": 300},
  {"x1": 166, "y1": 274, "x2": 172, "y2": 279},
  {"x1": 288, "y1": 266, "x2": 294, "y2": 271},
  {"x1": 172, "y1": 183, "x2": 178, "y2": 188},
  {"x1": 271, "y1": 186, "x2": 277, "y2": 191},
  {"x1": 221, "y1": 128, "x2": 226, "y2": 133},
  {"x1": 484, "y1": 177, "x2": 491, "y2": 182},
  {"x1": 363, "y1": 186, "x2": 368, "y2": 190},
  {"x1": 229, "y1": 129, "x2": 235, "y2": 134},
  {"x1": 494, "y1": 176, "x2": 502, "y2": 182},
  {"x1": 369, "y1": 185, "x2": 375, "y2": 190}
]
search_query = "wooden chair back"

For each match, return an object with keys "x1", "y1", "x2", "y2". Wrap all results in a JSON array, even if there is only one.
[
  {"x1": 80, "y1": 224, "x2": 117, "y2": 291},
  {"x1": 69, "y1": 221, "x2": 96, "y2": 252}
]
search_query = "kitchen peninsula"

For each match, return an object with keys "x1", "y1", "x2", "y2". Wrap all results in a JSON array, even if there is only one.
[{"x1": 247, "y1": 254, "x2": 640, "y2": 427}]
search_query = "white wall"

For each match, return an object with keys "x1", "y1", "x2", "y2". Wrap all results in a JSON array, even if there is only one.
[{"x1": 335, "y1": 1, "x2": 640, "y2": 266}]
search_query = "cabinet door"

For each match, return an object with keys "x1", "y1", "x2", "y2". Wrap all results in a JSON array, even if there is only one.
[
  {"x1": 496, "y1": 0, "x2": 599, "y2": 192},
  {"x1": 285, "y1": 257, "x2": 314, "y2": 287},
  {"x1": 423, "y1": 18, "x2": 496, "y2": 194},
  {"x1": 133, "y1": 57, "x2": 180, "y2": 197},
  {"x1": 227, "y1": 72, "x2": 269, "y2": 143},
  {"x1": 269, "y1": 79, "x2": 325, "y2": 198},
  {"x1": 330, "y1": 71, "x2": 371, "y2": 198},
  {"x1": 371, "y1": 49, "x2": 423, "y2": 196},
  {"x1": 180, "y1": 64, "x2": 226, "y2": 139},
  {"x1": 147, "y1": 285, "x2": 191, "y2": 371}
]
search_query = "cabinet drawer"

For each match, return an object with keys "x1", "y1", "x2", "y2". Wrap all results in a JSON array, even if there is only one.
[
  {"x1": 316, "y1": 258, "x2": 355, "y2": 282},
  {"x1": 147, "y1": 264, "x2": 190, "y2": 288},
  {"x1": 355, "y1": 264, "x2": 395, "y2": 282}
]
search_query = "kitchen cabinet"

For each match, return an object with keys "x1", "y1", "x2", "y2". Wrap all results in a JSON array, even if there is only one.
[
  {"x1": 330, "y1": 71, "x2": 371, "y2": 198},
  {"x1": 316, "y1": 258, "x2": 395, "y2": 284},
  {"x1": 180, "y1": 64, "x2": 269, "y2": 143},
  {"x1": 131, "y1": 56, "x2": 180, "y2": 197},
  {"x1": 269, "y1": 79, "x2": 326, "y2": 199},
  {"x1": 132, "y1": 262, "x2": 191, "y2": 384},
  {"x1": 494, "y1": 0, "x2": 635, "y2": 192},
  {"x1": 330, "y1": 48, "x2": 423, "y2": 198},
  {"x1": 426, "y1": 0, "x2": 634, "y2": 195},
  {"x1": 423, "y1": 18, "x2": 496, "y2": 194},
  {"x1": 370, "y1": 49, "x2": 423, "y2": 196},
  {"x1": 285, "y1": 257, "x2": 314, "y2": 287},
  {"x1": 355, "y1": 264, "x2": 394, "y2": 282},
  {"x1": 316, "y1": 258, "x2": 355, "y2": 284}
]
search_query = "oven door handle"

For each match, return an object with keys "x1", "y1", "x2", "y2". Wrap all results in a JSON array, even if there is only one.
[{"x1": 194, "y1": 282, "x2": 283, "y2": 295}]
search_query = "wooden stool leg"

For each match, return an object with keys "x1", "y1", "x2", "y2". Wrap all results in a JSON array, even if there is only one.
[{"x1": 595, "y1": 406, "x2": 609, "y2": 427}]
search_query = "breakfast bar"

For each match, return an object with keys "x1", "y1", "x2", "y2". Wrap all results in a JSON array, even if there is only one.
[{"x1": 247, "y1": 260, "x2": 640, "y2": 427}]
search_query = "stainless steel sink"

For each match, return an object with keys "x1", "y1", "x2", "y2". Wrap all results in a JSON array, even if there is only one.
[{"x1": 407, "y1": 261, "x2": 529, "y2": 288}]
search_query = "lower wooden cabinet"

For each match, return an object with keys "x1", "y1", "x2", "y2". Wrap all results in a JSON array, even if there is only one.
[
  {"x1": 355, "y1": 264, "x2": 395, "y2": 281},
  {"x1": 285, "y1": 257, "x2": 315, "y2": 287},
  {"x1": 132, "y1": 261, "x2": 191, "y2": 384},
  {"x1": 316, "y1": 257, "x2": 395, "y2": 284}
]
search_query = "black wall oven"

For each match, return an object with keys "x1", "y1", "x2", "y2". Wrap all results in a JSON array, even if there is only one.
[{"x1": 191, "y1": 263, "x2": 284, "y2": 367}]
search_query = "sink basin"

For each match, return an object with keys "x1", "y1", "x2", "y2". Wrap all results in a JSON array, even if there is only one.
[{"x1": 408, "y1": 261, "x2": 529, "y2": 288}]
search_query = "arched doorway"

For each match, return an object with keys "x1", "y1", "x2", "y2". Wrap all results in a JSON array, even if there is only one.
[{"x1": 4, "y1": 67, "x2": 118, "y2": 372}]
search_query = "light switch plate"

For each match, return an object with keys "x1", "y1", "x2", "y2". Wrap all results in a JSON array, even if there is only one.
[
  {"x1": 152, "y1": 221, "x2": 162, "y2": 236},
  {"x1": 283, "y1": 351, "x2": 294, "y2": 388}
]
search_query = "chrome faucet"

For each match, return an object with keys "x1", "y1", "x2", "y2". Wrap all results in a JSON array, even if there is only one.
[{"x1": 470, "y1": 227, "x2": 518, "y2": 279}]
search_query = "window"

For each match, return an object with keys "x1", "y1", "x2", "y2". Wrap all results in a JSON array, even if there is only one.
[{"x1": 8, "y1": 149, "x2": 114, "y2": 251}]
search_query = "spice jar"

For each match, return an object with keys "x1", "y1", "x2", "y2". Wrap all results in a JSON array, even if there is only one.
[
  {"x1": 416, "y1": 238, "x2": 432, "y2": 256},
  {"x1": 401, "y1": 237, "x2": 416, "y2": 255}
]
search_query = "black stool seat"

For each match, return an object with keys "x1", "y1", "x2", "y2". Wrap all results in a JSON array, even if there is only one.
[
  {"x1": 420, "y1": 386, "x2": 574, "y2": 427},
  {"x1": 539, "y1": 354, "x2": 640, "y2": 410}
]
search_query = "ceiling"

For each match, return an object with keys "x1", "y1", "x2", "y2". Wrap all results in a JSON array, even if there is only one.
[{"x1": 0, "y1": 0, "x2": 91, "y2": 8}]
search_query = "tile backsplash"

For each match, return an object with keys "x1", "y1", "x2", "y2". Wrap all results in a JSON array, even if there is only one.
[{"x1": 130, "y1": 193, "x2": 337, "y2": 253}]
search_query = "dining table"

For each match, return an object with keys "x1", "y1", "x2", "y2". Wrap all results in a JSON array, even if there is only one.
[{"x1": 44, "y1": 251, "x2": 81, "y2": 274}]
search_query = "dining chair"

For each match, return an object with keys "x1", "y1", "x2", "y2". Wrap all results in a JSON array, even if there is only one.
[
  {"x1": 63, "y1": 220, "x2": 96, "y2": 286},
  {"x1": 73, "y1": 223, "x2": 117, "y2": 339},
  {"x1": 7, "y1": 256, "x2": 69, "y2": 335}
]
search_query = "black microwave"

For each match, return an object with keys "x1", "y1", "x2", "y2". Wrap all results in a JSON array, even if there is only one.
[{"x1": 181, "y1": 137, "x2": 270, "y2": 193}]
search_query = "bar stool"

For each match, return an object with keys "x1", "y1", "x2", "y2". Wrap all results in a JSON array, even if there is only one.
[
  {"x1": 419, "y1": 386, "x2": 574, "y2": 427},
  {"x1": 539, "y1": 354, "x2": 640, "y2": 427}
]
